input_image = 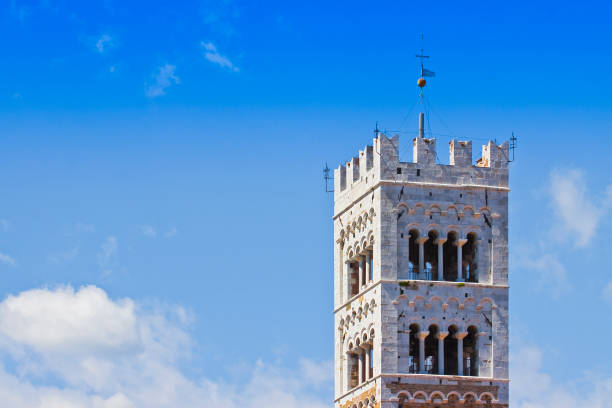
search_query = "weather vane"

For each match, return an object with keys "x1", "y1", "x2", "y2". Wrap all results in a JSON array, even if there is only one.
[{"x1": 416, "y1": 34, "x2": 435, "y2": 137}]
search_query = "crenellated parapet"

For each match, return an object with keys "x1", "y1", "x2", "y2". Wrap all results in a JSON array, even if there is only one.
[{"x1": 334, "y1": 134, "x2": 509, "y2": 213}]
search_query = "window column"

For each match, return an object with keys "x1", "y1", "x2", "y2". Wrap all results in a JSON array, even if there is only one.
[
  {"x1": 455, "y1": 332, "x2": 468, "y2": 376},
  {"x1": 363, "y1": 344, "x2": 371, "y2": 381},
  {"x1": 365, "y1": 251, "x2": 372, "y2": 283},
  {"x1": 437, "y1": 331, "x2": 448, "y2": 375},
  {"x1": 417, "y1": 237, "x2": 428, "y2": 276},
  {"x1": 358, "y1": 256, "x2": 365, "y2": 290},
  {"x1": 418, "y1": 330, "x2": 430, "y2": 373},
  {"x1": 435, "y1": 237, "x2": 447, "y2": 280},
  {"x1": 357, "y1": 348, "x2": 364, "y2": 384},
  {"x1": 456, "y1": 239, "x2": 468, "y2": 282}
]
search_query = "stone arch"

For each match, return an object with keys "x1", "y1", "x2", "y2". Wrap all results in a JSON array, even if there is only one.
[
  {"x1": 404, "y1": 222, "x2": 425, "y2": 236},
  {"x1": 463, "y1": 297, "x2": 476, "y2": 310},
  {"x1": 462, "y1": 205, "x2": 475, "y2": 217},
  {"x1": 445, "y1": 225, "x2": 461, "y2": 235},
  {"x1": 427, "y1": 204, "x2": 442, "y2": 215},
  {"x1": 425, "y1": 223, "x2": 442, "y2": 235},
  {"x1": 446, "y1": 391, "x2": 461, "y2": 401},
  {"x1": 411, "y1": 202, "x2": 427, "y2": 215},
  {"x1": 359, "y1": 236, "x2": 368, "y2": 250},
  {"x1": 413, "y1": 391, "x2": 427, "y2": 402},
  {"x1": 478, "y1": 206, "x2": 491, "y2": 215},
  {"x1": 479, "y1": 392, "x2": 495, "y2": 402},
  {"x1": 412, "y1": 295, "x2": 427, "y2": 312},
  {"x1": 476, "y1": 297, "x2": 494, "y2": 311},
  {"x1": 462, "y1": 225, "x2": 481, "y2": 237},
  {"x1": 346, "y1": 245, "x2": 354, "y2": 259},
  {"x1": 445, "y1": 318, "x2": 462, "y2": 331},
  {"x1": 446, "y1": 204, "x2": 460, "y2": 217},
  {"x1": 430, "y1": 391, "x2": 445, "y2": 402},
  {"x1": 367, "y1": 230, "x2": 375, "y2": 244},
  {"x1": 446, "y1": 296, "x2": 460, "y2": 312},
  {"x1": 425, "y1": 316, "x2": 443, "y2": 327},
  {"x1": 397, "y1": 391, "x2": 411, "y2": 405}
]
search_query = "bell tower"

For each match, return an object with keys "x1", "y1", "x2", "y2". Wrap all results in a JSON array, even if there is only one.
[{"x1": 333, "y1": 124, "x2": 510, "y2": 406}]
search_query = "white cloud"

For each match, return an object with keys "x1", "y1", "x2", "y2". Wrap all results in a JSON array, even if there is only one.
[
  {"x1": 96, "y1": 34, "x2": 114, "y2": 53},
  {"x1": 201, "y1": 41, "x2": 239, "y2": 72},
  {"x1": 98, "y1": 236, "x2": 118, "y2": 275},
  {"x1": 49, "y1": 246, "x2": 79, "y2": 264},
  {"x1": 145, "y1": 64, "x2": 180, "y2": 98},
  {"x1": 0, "y1": 285, "x2": 330, "y2": 408},
  {"x1": 511, "y1": 344, "x2": 612, "y2": 408},
  {"x1": 549, "y1": 169, "x2": 612, "y2": 247},
  {"x1": 518, "y1": 253, "x2": 568, "y2": 298},
  {"x1": 0, "y1": 285, "x2": 137, "y2": 354},
  {"x1": 603, "y1": 281, "x2": 612, "y2": 302},
  {"x1": 0, "y1": 252, "x2": 16, "y2": 267},
  {"x1": 139, "y1": 225, "x2": 157, "y2": 238},
  {"x1": 299, "y1": 359, "x2": 333, "y2": 387}
]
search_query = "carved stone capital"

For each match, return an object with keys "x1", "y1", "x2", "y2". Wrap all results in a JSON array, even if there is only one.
[
  {"x1": 454, "y1": 331, "x2": 469, "y2": 340},
  {"x1": 437, "y1": 331, "x2": 449, "y2": 340},
  {"x1": 455, "y1": 239, "x2": 468, "y2": 247},
  {"x1": 417, "y1": 331, "x2": 430, "y2": 340}
]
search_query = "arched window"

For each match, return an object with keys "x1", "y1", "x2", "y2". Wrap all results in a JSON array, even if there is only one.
[
  {"x1": 425, "y1": 324, "x2": 439, "y2": 374},
  {"x1": 424, "y1": 230, "x2": 438, "y2": 280},
  {"x1": 463, "y1": 232, "x2": 479, "y2": 282},
  {"x1": 443, "y1": 231, "x2": 458, "y2": 281},
  {"x1": 464, "y1": 326, "x2": 479, "y2": 376},
  {"x1": 444, "y1": 325, "x2": 459, "y2": 375},
  {"x1": 408, "y1": 323, "x2": 420, "y2": 373},
  {"x1": 408, "y1": 230, "x2": 420, "y2": 278}
]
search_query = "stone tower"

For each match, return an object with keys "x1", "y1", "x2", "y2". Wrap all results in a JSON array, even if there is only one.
[{"x1": 333, "y1": 133, "x2": 509, "y2": 408}]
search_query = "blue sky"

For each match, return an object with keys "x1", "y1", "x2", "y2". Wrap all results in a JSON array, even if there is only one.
[{"x1": 0, "y1": 1, "x2": 611, "y2": 407}]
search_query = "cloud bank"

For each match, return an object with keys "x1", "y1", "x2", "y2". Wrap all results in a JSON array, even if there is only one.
[{"x1": 0, "y1": 285, "x2": 330, "y2": 408}]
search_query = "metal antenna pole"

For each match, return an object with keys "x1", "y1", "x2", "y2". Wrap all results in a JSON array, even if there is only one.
[{"x1": 416, "y1": 35, "x2": 429, "y2": 138}]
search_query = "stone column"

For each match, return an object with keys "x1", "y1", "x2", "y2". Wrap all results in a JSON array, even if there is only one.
[
  {"x1": 417, "y1": 237, "x2": 428, "y2": 276},
  {"x1": 435, "y1": 238, "x2": 447, "y2": 280},
  {"x1": 437, "y1": 331, "x2": 449, "y2": 375},
  {"x1": 358, "y1": 256, "x2": 365, "y2": 290},
  {"x1": 358, "y1": 349, "x2": 364, "y2": 384},
  {"x1": 455, "y1": 332, "x2": 468, "y2": 376},
  {"x1": 364, "y1": 345, "x2": 371, "y2": 380},
  {"x1": 365, "y1": 251, "x2": 372, "y2": 283},
  {"x1": 456, "y1": 239, "x2": 468, "y2": 282},
  {"x1": 418, "y1": 331, "x2": 429, "y2": 373}
]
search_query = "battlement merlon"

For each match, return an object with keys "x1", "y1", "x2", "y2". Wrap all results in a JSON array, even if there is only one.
[{"x1": 333, "y1": 134, "x2": 509, "y2": 206}]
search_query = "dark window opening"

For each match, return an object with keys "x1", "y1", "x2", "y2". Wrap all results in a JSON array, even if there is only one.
[
  {"x1": 444, "y1": 325, "x2": 458, "y2": 375},
  {"x1": 443, "y1": 232, "x2": 458, "y2": 281},
  {"x1": 425, "y1": 325, "x2": 439, "y2": 374},
  {"x1": 408, "y1": 324, "x2": 420, "y2": 373},
  {"x1": 464, "y1": 326, "x2": 479, "y2": 376},
  {"x1": 463, "y1": 232, "x2": 479, "y2": 283}
]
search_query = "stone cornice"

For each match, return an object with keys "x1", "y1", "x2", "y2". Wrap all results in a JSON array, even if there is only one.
[
  {"x1": 333, "y1": 179, "x2": 510, "y2": 220},
  {"x1": 334, "y1": 280, "x2": 509, "y2": 314}
]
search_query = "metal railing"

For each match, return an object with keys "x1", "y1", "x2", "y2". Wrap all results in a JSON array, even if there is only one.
[{"x1": 408, "y1": 267, "x2": 432, "y2": 281}]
